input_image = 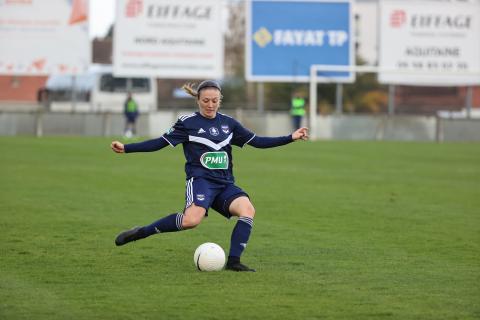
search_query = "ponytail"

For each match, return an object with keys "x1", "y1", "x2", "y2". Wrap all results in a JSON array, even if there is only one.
[{"x1": 181, "y1": 83, "x2": 198, "y2": 98}]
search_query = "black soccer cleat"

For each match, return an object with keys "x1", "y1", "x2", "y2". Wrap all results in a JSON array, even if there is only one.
[
  {"x1": 225, "y1": 261, "x2": 256, "y2": 272},
  {"x1": 115, "y1": 226, "x2": 144, "y2": 246}
]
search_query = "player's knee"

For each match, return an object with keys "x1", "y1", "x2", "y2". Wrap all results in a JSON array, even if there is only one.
[
  {"x1": 229, "y1": 196, "x2": 255, "y2": 219},
  {"x1": 182, "y1": 205, "x2": 205, "y2": 229},
  {"x1": 182, "y1": 214, "x2": 202, "y2": 229},
  {"x1": 241, "y1": 203, "x2": 255, "y2": 219}
]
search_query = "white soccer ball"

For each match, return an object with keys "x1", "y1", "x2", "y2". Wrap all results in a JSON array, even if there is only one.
[{"x1": 193, "y1": 242, "x2": 226, "y2": 271}]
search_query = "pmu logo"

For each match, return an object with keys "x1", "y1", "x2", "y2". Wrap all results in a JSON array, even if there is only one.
[
  {"x1": 390, "y1": 10, "x2": 407, "y2": 28},
  {"x1": 126, "y1": 0, "x2": 143, "y2": 18}
]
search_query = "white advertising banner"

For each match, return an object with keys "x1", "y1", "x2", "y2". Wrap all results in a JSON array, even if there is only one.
[
  {"x1": 0, "y1": 0, "x2": 90, "y2": 76},
  {"x1": 114, "y1": 0, "x2": 224, "y2": 79},
  {"x1": 379, "y1": 1, "x2": 480, "y2": 86}
]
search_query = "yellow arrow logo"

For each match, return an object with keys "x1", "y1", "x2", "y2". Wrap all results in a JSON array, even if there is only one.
[{"x1": 253, "y1": 27, "x2": 273, "y2": 48}]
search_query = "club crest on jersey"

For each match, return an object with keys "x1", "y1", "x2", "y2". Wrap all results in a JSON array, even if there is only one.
[
  {"x1": 221, "y1": 125, "x2": 230, "y2": 134},
  {"x1": 209, "y1": 127, "x2": 219, "y2": 136}
]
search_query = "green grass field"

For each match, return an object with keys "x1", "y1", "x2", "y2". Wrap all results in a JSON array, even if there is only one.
[{"x1": 1, "y1": 137, "x2": 479, "y2": 319}]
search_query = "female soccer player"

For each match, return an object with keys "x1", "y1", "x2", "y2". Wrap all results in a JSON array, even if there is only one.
[{"x1": 111, "y1": 80, "x2": 308, "y2": 272}]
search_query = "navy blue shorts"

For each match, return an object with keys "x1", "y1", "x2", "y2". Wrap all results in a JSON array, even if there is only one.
[
  {"x1": 184, "y1": 177, "x2": 249, "y2": 218},
  {"x1": 125, "y1": 113, "x2": 138, "y2": 123}
]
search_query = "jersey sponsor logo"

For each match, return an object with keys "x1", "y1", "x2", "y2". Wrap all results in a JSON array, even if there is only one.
[
  {"x1": 198, "y1": 128, "x2": 206, "y2": 134},
  {"x1": 196, "y1": 194, "x2": 205, "y2": 201},
  {"x1": 221, "y1": 125, "x2": 230, "y2": 134},
  {"x1": 200, "y1": 151, "x2": 229, "y2": 170},
  {"x1": 209, "y1": 127, "x2": 219, "y2": 136}
]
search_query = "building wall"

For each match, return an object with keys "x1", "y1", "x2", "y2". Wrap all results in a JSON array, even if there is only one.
[
  {"x1": 474, "y1": 87, "x2": 480, "y2": 107},
  {"x1": 92, "y1": 38, "x2": 112, "y2": 64},
  {"x1": 0, "y1": 76, "x2": 47, "y2": 102}
]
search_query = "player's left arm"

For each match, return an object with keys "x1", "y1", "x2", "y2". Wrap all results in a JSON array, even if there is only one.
[
  {"x1": 291, "y1": 127, "x2": 309, "y2": 141},
  {"x1": 247, "y1": 127, "x2": 309, "y2": 149}
]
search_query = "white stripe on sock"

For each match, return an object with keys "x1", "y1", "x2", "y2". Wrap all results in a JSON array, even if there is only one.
[
  {"x1": 239, "y1": 216, "x2": 254, "y2": 227},
  {"x1": 176, "y1": 213, "x2": 184, "y2": 230}
]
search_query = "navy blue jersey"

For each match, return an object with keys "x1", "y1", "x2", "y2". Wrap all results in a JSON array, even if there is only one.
[{"x1": 162, "y1": 112, "x2": 255, "y2": 184}]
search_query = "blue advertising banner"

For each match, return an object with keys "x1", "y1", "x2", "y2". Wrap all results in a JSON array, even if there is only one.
[{"x1": 246, "y1": 0, "x2": 354, "y2": 82}]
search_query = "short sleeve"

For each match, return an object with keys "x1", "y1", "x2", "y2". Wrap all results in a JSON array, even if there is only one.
[
  {"x1": 231, "y1": 119, "x2": 255, "y2": 147},
  {"x1": 162, "y1": 119, "x2": 188, "y2": 147}
]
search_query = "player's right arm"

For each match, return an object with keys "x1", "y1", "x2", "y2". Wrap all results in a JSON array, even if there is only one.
[
  {"x1": 110, "y1": 117, "x2": 189, "y2": 154},
  {"x1": 111, "y1": 137, "x2": 170, "y2": 154}
]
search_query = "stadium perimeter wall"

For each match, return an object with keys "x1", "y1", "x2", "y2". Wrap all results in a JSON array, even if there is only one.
[{"x1": 0, "y1": 110, "x2": 479, "y2": 142}]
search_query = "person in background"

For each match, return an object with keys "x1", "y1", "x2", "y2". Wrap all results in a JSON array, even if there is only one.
[
  {"x1": 290, "y1": 92, "x2": 306, "y2": 130},
  {"x1": 124, "y1": 92, "x2": 139, "y2": 138}
]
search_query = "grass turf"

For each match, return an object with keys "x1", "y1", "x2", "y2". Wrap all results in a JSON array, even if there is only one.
[{"x1": 0, "y1": 137, "x2": 479, "y2": 319}]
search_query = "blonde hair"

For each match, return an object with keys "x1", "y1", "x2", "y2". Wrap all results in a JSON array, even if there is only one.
[
  {"x1": 181, "y1": 83, "x2": 198, "y2": 98},
  {"x1": 182, "y1": 80, "x2": 222, "y2": 100}
]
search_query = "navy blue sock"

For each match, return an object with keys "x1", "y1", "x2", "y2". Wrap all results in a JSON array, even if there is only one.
[
  {"x1": 229, "y1": 217, "x2": 253, "y2": 259},
  {"x1": 141, "y1": 213, "x2": 184, "y2": 237}
]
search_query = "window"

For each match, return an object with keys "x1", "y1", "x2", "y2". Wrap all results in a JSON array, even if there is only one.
[
  {"x1": 99, "y1": 74, "x2": 150, "y2": 93},
  {"x1": 10, "y1": 76, "x2": 20, "y2": 88},
  {"x1": 131, "y1": 78, "x2": 150, "y2": 92},
  {"x1": 100, "y1": 74, "x2": 127, "y2": 92}
]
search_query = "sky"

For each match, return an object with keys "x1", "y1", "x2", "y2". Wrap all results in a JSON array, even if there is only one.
[{"x1": 89, "y1": 0, "x2": 115, "y2": 39}]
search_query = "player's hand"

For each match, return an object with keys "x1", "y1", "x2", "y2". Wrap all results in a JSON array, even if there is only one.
[
  {"x1": 292, "y1": 127, "x2": 309, "y2": 141},
  {"x1": 111, "y1": 141, "x2": 125, "y2": 153}
]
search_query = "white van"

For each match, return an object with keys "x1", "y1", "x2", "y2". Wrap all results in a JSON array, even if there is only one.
[{"x1": 46, "y1": 64, "x2": 157, "y2": 113}]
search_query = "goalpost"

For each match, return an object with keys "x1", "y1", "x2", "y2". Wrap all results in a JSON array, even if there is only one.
[{"x1": 309, "y1": 64, "x2": 396, "y2": 139}]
